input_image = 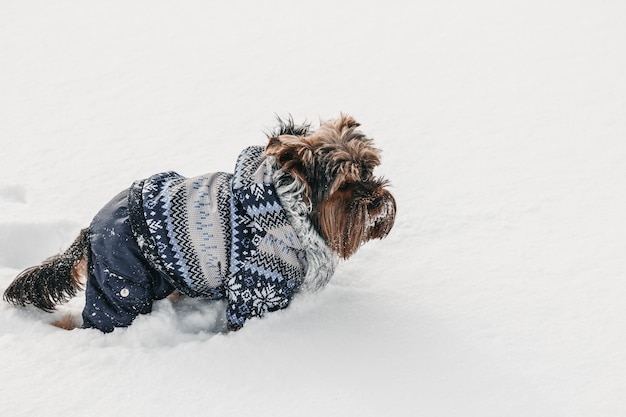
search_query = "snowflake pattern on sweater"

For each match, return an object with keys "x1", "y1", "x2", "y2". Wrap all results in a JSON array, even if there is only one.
[{"x1": 226, "y1": 146, "x2": 308, "y2": 330}]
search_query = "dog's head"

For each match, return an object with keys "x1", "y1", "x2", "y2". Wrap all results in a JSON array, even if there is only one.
[{"x1": 265, "y1": 114, "x2": 397, "y2": 259}]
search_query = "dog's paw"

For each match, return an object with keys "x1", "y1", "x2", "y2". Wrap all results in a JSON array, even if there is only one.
[
  {"x1": 51, "y1": 313, "x2": 82, "y2": 330},
  {"x1": 48, "y1": 300, "x2": 85, "y2": 330},
  {"x1": 166, "y1": 289, "x2": 182, "y2": 303}
]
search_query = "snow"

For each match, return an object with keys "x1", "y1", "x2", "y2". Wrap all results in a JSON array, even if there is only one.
[{"x1": 1, "y1": 1, "x2": 625, "y2": 416}]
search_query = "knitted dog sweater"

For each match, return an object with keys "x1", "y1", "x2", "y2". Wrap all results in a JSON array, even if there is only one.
[{"x1": 126, "y1": 146, "x2": 334, "y2": 330}]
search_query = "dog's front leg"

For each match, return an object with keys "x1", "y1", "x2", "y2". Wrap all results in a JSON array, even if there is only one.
[{"x1": 166, "y1": 289, "x2": 182, "y2": 303}]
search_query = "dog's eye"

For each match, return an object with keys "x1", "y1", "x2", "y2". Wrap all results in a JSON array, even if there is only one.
[
  {"x1": 337, "y1": 182, "x2": 351, "y2": 192},
  {"x1": 279, "y1": 151, "x2": 294, "y2": 164}
]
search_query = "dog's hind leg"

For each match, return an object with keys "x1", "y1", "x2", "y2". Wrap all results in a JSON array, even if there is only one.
[
  {"x1": 49, "y1": 253, "x2": 88, "y2": 330},
  {"x1": 3, "y1": 228, "x2": 89, "y2": 312}
]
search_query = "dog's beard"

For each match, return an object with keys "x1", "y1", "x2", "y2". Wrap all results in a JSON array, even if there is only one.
[{"x1": 318, "y1": 180, "x2": 396, "y2": 259}]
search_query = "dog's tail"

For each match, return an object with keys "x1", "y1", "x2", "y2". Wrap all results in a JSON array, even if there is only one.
[{"x1": 3, "y1": 228, "x2": 90, "y2": 312}]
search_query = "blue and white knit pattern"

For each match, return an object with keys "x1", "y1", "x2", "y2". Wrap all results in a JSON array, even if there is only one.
[
  {"x1": 129, "y1": 146, "x2": 332, "y2": 330},
  {"x1": 140, "y1": 171, "x2": 232, "y2": 298},
  {"x1": 225, "y1": 146, "x2": 308, "y2": 330}
]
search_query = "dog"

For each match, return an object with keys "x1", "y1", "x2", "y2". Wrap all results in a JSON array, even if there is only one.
[{"x1": 3, "y1": 114, "x2": 396, "y2": 332}]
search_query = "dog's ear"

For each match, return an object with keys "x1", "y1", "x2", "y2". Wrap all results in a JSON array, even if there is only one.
[
  {"x1": 265, "y1": 135, "x2": 314, "y2": 187},
  {"x1": 265, "y1": 136, "x2": 284, "y2": 157}
]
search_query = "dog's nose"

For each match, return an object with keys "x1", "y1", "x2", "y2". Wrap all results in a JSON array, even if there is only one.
[{"x1": 369, "y1": 196, "x2": 383, "y2": 209}]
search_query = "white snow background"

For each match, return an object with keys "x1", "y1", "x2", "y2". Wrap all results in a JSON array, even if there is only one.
[{"x1": 1, "y1": 1, "x2": 625, "y2": 416}]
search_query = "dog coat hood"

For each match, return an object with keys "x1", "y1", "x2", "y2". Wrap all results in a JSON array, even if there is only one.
[{"x1": 127, "y1": 146, "x2": 322, "y2": 330}]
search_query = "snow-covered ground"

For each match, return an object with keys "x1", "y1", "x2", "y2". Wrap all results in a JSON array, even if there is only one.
[{"x1": 1, "y1": 1, "x2": 625, "y2": 416}]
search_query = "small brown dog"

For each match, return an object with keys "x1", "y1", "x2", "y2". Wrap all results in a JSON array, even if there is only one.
[{"x1": 4, "y1": 114, "x2": 396, "y2": 332}]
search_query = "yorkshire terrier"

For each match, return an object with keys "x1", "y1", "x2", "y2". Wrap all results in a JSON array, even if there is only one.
[{"x1": 3, "y1": 114, "x2": 396, "y2": 332}]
